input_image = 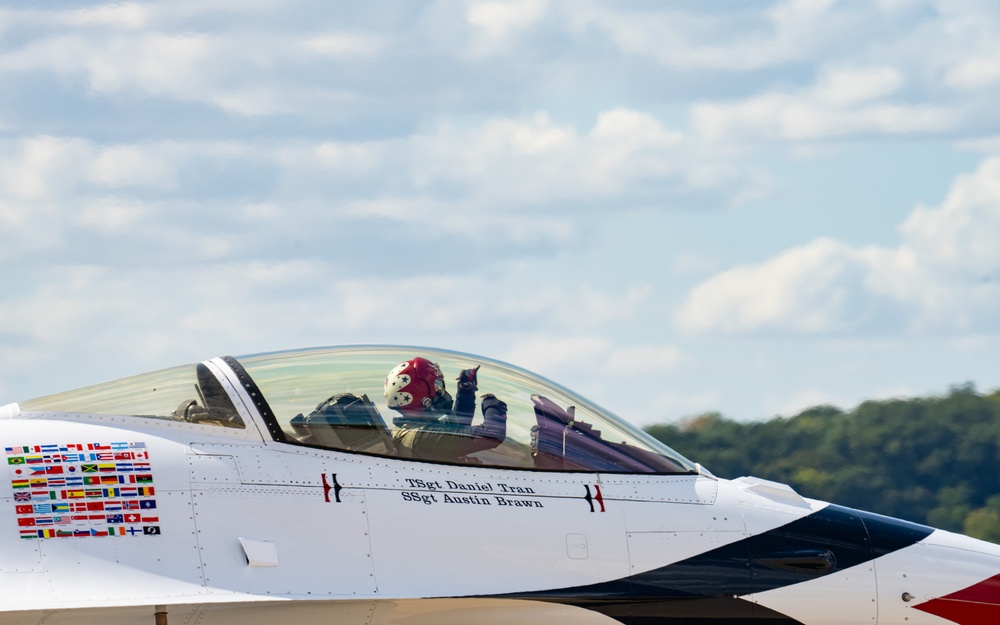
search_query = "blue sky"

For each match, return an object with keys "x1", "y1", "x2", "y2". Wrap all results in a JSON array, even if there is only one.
[{"x1": 1, "y1": 0, "x2": 998, "y2": 426}]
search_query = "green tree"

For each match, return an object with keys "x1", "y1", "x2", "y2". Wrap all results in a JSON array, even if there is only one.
[
  {"x1": 645, "y1": 384, "x2": 1000, "y2": 541},
  {"x1": 964, "y1": 495, "x2": 1000, "y2": 543}
]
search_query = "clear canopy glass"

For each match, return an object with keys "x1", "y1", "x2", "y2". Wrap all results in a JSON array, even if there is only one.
[
  {"x1": 19, "y1": 346, "x2": 696, "y2": 473},
  {"x1": 237, "y1": 346, "x2": 696, "y2": 473},
  {"x1": 20, "y1": 363, "x2": 244, "y2": 428}
]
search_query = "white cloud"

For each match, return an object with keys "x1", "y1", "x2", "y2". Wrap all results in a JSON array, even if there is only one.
[
  {"x1": 2, "y1": 0, "x2": 996, "y2": 165},
  {"x1": 567, "y1": 0, "x2": 842, "y2": 71},
  {"x1": 0, "y1": 106, "x2": 760, "y2": 265},
  {"x1": 647, "y1": 389, "x2": 724, "y2": 420},
  {"x1": 295, "y1": 109, "x2": 732, "y2": 204},
  {"x1": 75, "y1": 198, "x2": 152, "y2": 235},
  {"x1": 401, "y1": 109, "x2": 754, "y2": 205},
  {"x1": 0, "y1": 259, "x2": 659, "y2": 397},
  {"x1": 606, "y1": 344, "x2": 684, "y2": 375},
  {"x1": 0, "y1": 136, "x2": 236, "y2": 203},
  {"x1": 464, "y1": 0, "x2": 548, "y2": 57},
  {"x1": 64, "y1": 3, "x2": 149, "y2": 29},
  {"x1": 813, "y1": 66, "x2": 905, "y2": 105},
  {"x1": 2, "y1": 263, "x2": 653, "y2": 346},
  {"x1": 0, "y1": 0, "x2": 998, "y2": 136},
  {"x1": 0, "y1": 26, "x2": 368, "y2": 117},
  {"x1": 331, "y1": 277, "x2": 651, "y2": 334},
  {"x1": 503, "y1": 336, "x2": 682, "y2": 381},
  {"x1": 566, "y1": 0, "x2": 1000, "y2": 140},
  {"x1": 302, "y1": 32, "x2": 387, "y2": 58},
  {"x1": 0, "y1": 160, "x2": 257, "y2": 265},
  {"x1": 676, "y1": 238, "x2": 881, "y2": 334},
  {"x1": 693, "y1": 65, "x2": 954, "y2": 142},
  {"x1": 342, "y1": 197, "x2": 577, "y2": 244},
  {"x1": 676, "y1": 157, "x2": 1000, "y2": 336},
  {"x1": 3, "y1": 0, "x2": 1000, "y2": 421},
  {"x1": 0, "y1": 33, "x2": 213, "y2": 95},
  {"x1": 87, "y1": 144, "x2": 179, "y2": 189},
  {"x1": 945, "y1": 57, "x2": 1000, "y2": 90},
  {"x1": 926, "y1": 2, "x2": 1000, "y2": 92},
  {"x1": 899, "y1": 160, "x2": 1000, "y2": 271},
  {"x1": 5, "y1": 138, "x2": 84, "y2": 195}
]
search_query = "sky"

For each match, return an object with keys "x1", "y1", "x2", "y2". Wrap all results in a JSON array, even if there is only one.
[{"x1": 0, "y1": 0, "x2": 998, "y2": 428}]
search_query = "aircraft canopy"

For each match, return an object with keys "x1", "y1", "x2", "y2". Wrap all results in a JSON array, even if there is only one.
[
  {"x1": 20, "y1": 346, "x2": 697, "y2": 474},
  {"x1": 238, "y1": 346, "x2": 697, "y2": 474}
]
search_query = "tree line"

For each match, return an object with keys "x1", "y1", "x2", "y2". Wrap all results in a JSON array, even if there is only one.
[{"x1": 644, "y1": 384, "x2": 1000, "y2": 542}]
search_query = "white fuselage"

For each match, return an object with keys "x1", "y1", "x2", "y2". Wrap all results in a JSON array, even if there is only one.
[{"x1": 2, "y1": 406, "x2": 999, "y2": 625}]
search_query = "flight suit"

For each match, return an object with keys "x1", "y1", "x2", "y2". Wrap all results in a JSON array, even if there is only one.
[{"x1": 392, "y1": 394, "x2": 507, "y2": 462}]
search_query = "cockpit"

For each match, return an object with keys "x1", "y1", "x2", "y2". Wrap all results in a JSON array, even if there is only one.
[{"x1": 18, "y1": 346, "x2": 696, "y2": 474}]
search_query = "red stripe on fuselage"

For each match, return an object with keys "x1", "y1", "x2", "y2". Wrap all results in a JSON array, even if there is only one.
[{"x1": 915, "y1": 572, "x2": 1000, "y2": 624}]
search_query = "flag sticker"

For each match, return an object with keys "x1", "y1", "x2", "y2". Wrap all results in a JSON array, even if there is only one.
[{"x1": 7, "y1": 442, "x2": 158, "y2": 540}]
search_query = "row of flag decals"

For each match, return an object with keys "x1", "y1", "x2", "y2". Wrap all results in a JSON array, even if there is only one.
[{"x1": 7, "y1": 442, "x2": 160, "y2": 539}]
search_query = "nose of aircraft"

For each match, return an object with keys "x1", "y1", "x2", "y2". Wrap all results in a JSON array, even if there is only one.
[
  {"x1": 876, "y1": 529, "x2": 1000, "y2": 624},
  {"x1": 737, "y1": 501, "x2": 1000, "y2": 625}
]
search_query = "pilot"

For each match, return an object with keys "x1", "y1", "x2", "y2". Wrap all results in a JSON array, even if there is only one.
[{"x1": 385, "y1": 357, "x2": 507, "y2": 463}]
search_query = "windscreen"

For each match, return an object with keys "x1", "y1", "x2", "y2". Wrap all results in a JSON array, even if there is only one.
[
  {"x1": 237, "y1": 346, "x2": 696, "y2": 473},
  {"x1": 19, "y1": 363, "x2": 244, "y2": 428}
]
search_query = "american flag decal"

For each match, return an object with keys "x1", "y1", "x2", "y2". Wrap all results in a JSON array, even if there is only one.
[{"x1": 6, "y1": 442, "x2": 159, "y2": 539}]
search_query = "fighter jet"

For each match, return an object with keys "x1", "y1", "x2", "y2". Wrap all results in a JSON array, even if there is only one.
[{"x1": 1, "y1": 346, "x2": 998, "y2": 625}]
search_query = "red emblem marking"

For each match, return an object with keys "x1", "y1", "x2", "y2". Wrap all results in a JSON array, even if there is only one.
[
  {"x1": 593, "y1": 484, "x2": 605, "y2": 513},
  {"x1": 321, "y1": 473, "x2": 342, "y2": 503},
  {"x1": 321, "y1": 473, "x2": 333, "y2": 503}
]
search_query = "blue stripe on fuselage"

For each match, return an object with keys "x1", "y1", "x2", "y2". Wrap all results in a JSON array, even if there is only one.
[{"x1": 501, "y1": 504, "x2": 933, "y2": 623}]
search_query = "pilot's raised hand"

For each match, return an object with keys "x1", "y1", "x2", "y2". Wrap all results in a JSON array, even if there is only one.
[
  {"x1": 453, "y1": 366, "x2": 480, "y2": 420},
  {"x1": 457, "y1": 366, "x2": 480, "y2": 392}
]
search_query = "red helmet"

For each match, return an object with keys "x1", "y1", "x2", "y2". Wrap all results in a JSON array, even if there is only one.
[{"x1": 384, "y1": 357, "x2": 445, "y2": 414}]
